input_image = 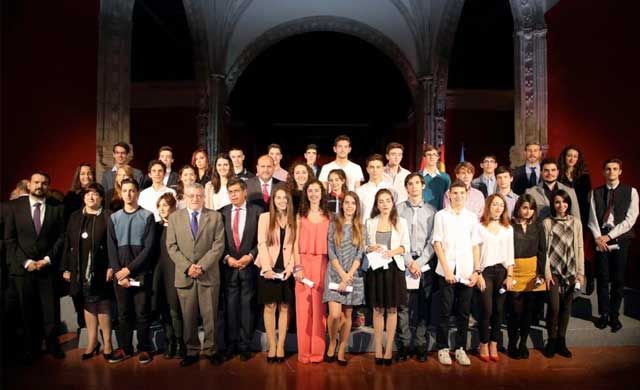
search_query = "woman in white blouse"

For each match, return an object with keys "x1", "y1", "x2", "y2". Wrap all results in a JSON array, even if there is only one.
[
  {"x1": 205, "y1": 153, "x2": 233, "y2": 210},
  {"x1": 476, "y1": 194, "x2": 515, "y2": 362}
]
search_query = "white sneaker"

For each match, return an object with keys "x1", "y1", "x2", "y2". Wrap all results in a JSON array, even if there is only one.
[
  {"x1": 455, "y1": 348, "x2": 471, "y2": 366},
  {"x1": 438, "y1": 348, "x2": 452, "y2": 365}
]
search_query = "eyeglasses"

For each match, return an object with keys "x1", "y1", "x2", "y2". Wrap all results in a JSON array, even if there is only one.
[{"x1": 186, "y1": 194, "x2": 205, "y2": 199}]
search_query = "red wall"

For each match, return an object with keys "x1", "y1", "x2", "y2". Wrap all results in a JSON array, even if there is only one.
[{"x1": 1, "y1": 0, "x2": 99, "y2": 199}]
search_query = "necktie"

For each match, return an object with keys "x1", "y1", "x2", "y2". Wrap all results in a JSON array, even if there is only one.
[
  {"x1": 33, "y1": 202, "x2": 42, "y2": 235},
  {"x1": 190, "y1": 211, "x2": 199, "y2": 239},
  {"x1": 262, "y1": 183, "x2": 270, "y2": 204},
  {"x1": 528, "y1": 167, "x2": 537, "y2": 187},
  {"x1": 232, "y1": 207, "x2": 241, "y2": 251},
  {"x1": 603, "y1": 187, "x2": 615, "y2": 224}
]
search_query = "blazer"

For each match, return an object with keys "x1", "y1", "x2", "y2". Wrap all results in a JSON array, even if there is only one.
[
  {"x1": 470, "y1": 179, "x2": 489, "y2": 198},
  {"x1": 525, "y1": 182, "x2": 581, "y2": 221},
  {"x1": 220, "y1": 202, "x2": 261, "y2": 260},
  {"x1": 245, "y1": 177, "x2": 282, "y2": 211},
  {"x1": 364, "y1": 216, "x2": 411, "y2": 271},
  {"x1": 141, "y1": 170, "x2": 179, "y2": 190},
  {"x1": 3, "y1": 196, "x2": 65, "y2": 276},
  {"x1": 166, "y1": 207, "x2": 225, "y2": 288},
  {"x1": 101, "y1": 167, "x2": 144, "y2": 192},
  {"x1": 255, "y1": 212, "x2": 295, "y2": 274},
  {"x1": 513, "y1": 165, "x2": 540, "y2": 195}
]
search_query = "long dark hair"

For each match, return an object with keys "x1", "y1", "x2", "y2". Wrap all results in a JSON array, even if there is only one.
[
  {"x1": 333, "y1": 191, "x2": 364, "y2": 249},
  {"x1": 176, "y1": 165, "x2": 196, "y2": 201},
  {"x1": 370, "y1": 189, "x2": 398, "y2": 229},
  {"x1": 327, "y1": 169, "x2": 348, "y2": 196},
  {"x1": 557, "y1": 144, "x2": 587, "y2": 182},
  {"x1": 286, "y1": 162, "x2": 315, "y2": 193},
  {"x1": 210, "y1": 153, "x2": 234, "y2": 193},
  {"x1": 512, "y1": 193, "x2": 538, "y2": 224},
  {"x1": 298, "y1": 179, "x2": 329, "y2": 217},
  {"x1": 70, "y1": 163, "x2": 95, "y2": 193},
  {"x1": 266, "y1": 185, "x2": 297, "y2": 246},
  {"x1": 550, "y1": 189, "x2": 573, "y2": 217}
]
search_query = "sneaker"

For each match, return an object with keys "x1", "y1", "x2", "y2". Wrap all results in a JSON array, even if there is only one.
[
  {"x1": 454, "y1": 348, "x2": 471, "y2": 366},
  {"x1": 139, "y1": 351, "x2": 153, "y2": 365},
  {"x1": 437, "y1": 348, "x2": 452, "y2": 366},
  {"x1": 108, "y1": 348, "x2": 131, "y2": 364}
]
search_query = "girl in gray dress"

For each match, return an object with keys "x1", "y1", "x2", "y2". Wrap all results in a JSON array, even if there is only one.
[{"x1": 323, "y1": 191, "x2": 365, "y2": 365}]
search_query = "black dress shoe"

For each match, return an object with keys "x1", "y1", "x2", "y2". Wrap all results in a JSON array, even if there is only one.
[
  {"x1": 375, "y1": 358, "x2": 384, "y2": 365},
  {"x1": 396, "y1": 345, "x2": 408, "y2": 361},
  {"x1": 164, "y1": 340, "x2": 177, "y2": 359},
  {"x1": 556, "y1": 338, "x2": 572, "y2": 358},
  {"x1": 415, "y1": 346, "x2": 428, "y2": 362},
  {"x1": 610, "y1": 317, "x2": 623, "y2": 333},
  {"x1": 240, "y1": 351, "x2": 252, "y2": 361},
  {"x1": 507, "y1": 343, "x2": 520, "y2": 359},
  {"x1": 209, "y1": 352, "x2": 225, "y2": 366},
  {"x1": 47, "y1": 344, "x2": 66, "y2": 359},
  {"x1": 176, "y1": 343, "x2": 187, "y2": 359},
  {"x1": 595, "y1": 315, "x2": 609, "y2": 329},
  {"x1": 543, "y1": 339, "x2": 556, "y2": 358},
  {"x1": 180, "y1": 355, "x2": 199, "y2": 367},
  {"x1": 337, "y1": 359, "x2": 347, "y2": 366},
  {"x1": 518, "y1": 342, "x2": 529, "y2": 359}
]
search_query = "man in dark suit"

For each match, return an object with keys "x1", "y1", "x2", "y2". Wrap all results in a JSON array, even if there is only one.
[
  {"x1": 101, "y1": 141, "x2": 144, "y2": 191},
  {"x1": 513, "y1": 142, "x2": 542, "y2": 195},
  {"x1": 246, "y1": 155, "x2": 281, "y2": 211},
  {"x1": 220, "y1": 178, "x2": 261, "y2": 361},
  {"x1": 167, "y1": 183, "x2": 226, "y2": 367},
  {"x1": 4, "y1": 172, "x2": 65, "y2": 362}
]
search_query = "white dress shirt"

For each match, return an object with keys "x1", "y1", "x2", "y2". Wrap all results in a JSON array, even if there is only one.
[
  {"x1": 356, "y1": 179, "x2": 395, "y2": 222},
  {"x1": 588, "y1": 184, "x2": 639, "y2": 240},
  {"x1": 139, "y1": 185, "x2": 176, "y2": 222},
  {"x1": 478, "y1": 224, "x2": 515, "y2": 271},
  {"x1": 432, "y1": 207, "x2": 482, "y2": 280}
]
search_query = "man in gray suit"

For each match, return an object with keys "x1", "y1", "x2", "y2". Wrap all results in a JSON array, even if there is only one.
[
  {"x1": 525, "y1": 158, "x2": 580, "y2": 220},
  {"x1": 167, "y1": 183, "x2": 225, "y2": 366}
]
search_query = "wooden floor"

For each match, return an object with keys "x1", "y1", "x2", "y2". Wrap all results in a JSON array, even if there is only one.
[{"x1": 3, "y1": 344, "x2": 639, "y2": 390}]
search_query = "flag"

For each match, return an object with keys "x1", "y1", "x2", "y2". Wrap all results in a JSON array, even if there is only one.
[
  {"x1": 438, "y1": 143, "x2": 445, "y2": 172},
  {"x1": 459, "y1": 143, "x2": 465, "y2": 162}
]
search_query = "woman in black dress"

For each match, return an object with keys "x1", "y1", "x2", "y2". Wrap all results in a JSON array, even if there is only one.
[
  {"x1": 62, "y1": 183, "x2": 114, "y2": 360},
  {"x1": 152, "y1": 193, "x2": 185, "y2": 359},
  {"x1": 256, "y1": 186, "x2": 297, "y2": 363},
  {"x1": 558, "y1": 145, "x2": 591, "y2": 228}
]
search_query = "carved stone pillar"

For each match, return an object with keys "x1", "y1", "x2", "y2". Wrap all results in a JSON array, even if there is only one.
[
  {"x1": 95, "y1": 0, "x2": 135, "y2": 181},
  {"x1": 415, "y1": 75, "x2": 433, "y2": 167},
  {"x1": 206, "y1": 73, "x2": 226, "y2": 158},
  {"x1": 509, "y1": 0, "x2": 548, "y2": 167}
]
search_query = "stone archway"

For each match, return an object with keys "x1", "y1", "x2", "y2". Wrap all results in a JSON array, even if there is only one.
[{"x1": 226, "y1": 15, "x2": 418, "y2": 98}]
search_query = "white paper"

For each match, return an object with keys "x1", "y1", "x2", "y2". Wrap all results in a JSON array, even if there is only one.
[
  {"x1": 301, "y1": 278, "x2": 314, "y2": 288},
  {"x1": 118, "y1": 278, "x2": 140, "y2": 287},
  {"x1": 405, "y1": 271, "x2": 420, "y2": 290},
  {"x1": 328, "y1": 282, "x2": 353, "y2": 292},
  {"x1": 367, "y1": 251, "x2": 392, "y2": 271},
  {"x1": 456, "y1": 277, "x2": 471, "y2": 286},
  {"x1": 421, "y1": 264, "x2": 430, "y2": 272}
]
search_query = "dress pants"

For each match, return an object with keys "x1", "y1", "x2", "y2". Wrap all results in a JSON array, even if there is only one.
[
  {"x1": 435, "y1": 276, "x2": 473, "y2": 350},
  {"x1": 224, "y1": 266, "x2": 257, "y2": 352},
  {"x1": 295, "y1": 253, "x2": 327, "y2": 363},
  {"x1": 595, "y1": 240, "x2": 630, "y2": 317},
  {"x1": 397, "y1": 270, "x2": 435, "y2": 349},
  {"x1": 12, "y1": 273, "x2": 58, "y2": 354},
  {"x1": 114, "y1": 282, "x2": 152, "y2": 353},
  {"x1": 178, "y1": 280, "x2": 220, "y2": 356}
]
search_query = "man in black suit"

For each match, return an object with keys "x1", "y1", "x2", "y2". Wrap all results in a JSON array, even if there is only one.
[
  {"x1": 220, "y1": 178, "x2": 262, "y2": 361},
  {"x1": 141, "y1": 146, "x2": 179, "y2": 190},
  {"x1": 246, "y1": 155, "x2": 281, "y2": 211},
  {"x1": 512, "y1": 142, "x2": 542, "y2": 195},
  {"x1": 4, "y1": 172, "x2": 65, "y2": 362}
]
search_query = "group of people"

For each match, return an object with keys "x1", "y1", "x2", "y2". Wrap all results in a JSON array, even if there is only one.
[{"x1": 0, "y1": 135, "x2": 637, "y2": 369}]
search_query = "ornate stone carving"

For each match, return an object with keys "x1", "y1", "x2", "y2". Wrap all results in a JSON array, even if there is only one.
[
  {"x1": 95, "y1": 0, "x2": 135, "y2": 181},
  {"x1": 226, "y1": 16, "x2": 418, "y2": 97}
]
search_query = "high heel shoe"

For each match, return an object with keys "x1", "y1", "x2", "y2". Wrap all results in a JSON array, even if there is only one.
[
  {"x1": 267, "y1": 355, "x2": 277, "y2": 364},
  {"x1": 489, "y1": 354, "x2": 500, "y2": 362},
  {"x1": 479, "y1": 354, "x2": 491, "y2": 362},
  {"x1": 337, "y1": 358, "x2": 347, "y2": 366},
  {"x1": 81, "y1": 342, "x2": 101, "y2": 360},
  {"x1": 375, "y1": 358, "x2": 384, "y2": 365}
]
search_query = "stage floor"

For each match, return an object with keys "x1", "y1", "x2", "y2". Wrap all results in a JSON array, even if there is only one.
[{"x1": 4, "y1": 343, "x2": 639, "y2": 390}]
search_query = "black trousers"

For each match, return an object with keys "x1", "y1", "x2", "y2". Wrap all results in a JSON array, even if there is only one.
[
  {"x1": 114, "y1": 281, "x2": 152, "y2": 353},
  {"x1": 507, "y1": 291, "x2": 537, "y2": 344},
  {"x1": 595, "y1": 240, "x2": 630, "y2": 317},
  {"x1": 12, "y1": 273, "x2": 58, "y2": 354},
  {"x1": 436, "y1": 276, "x2": 473, "y2": 350},
  {"x1": 479, "y1": 265, "x2": 507, "y2": 343},
  {"x1": 224, "y1": 266, "x2": 257, "y2": 352},
  {"x1": 547, "y1": 275, "x2": 574, "y2": 339}
]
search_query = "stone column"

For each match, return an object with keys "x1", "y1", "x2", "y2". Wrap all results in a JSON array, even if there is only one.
[
  {"x1": 205, "y1": 73, "x2": 226, "y2": 158},
  {"x1": 95, "y1": 0, "x2": 135, "y2": 181},
  {"x1": 415, "y1": 75, "x2": 434, "y2": 167}
]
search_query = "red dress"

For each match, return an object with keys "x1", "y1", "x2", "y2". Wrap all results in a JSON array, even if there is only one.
[{"x1": 295, "y1": 216, "x2": 329, "y2": 363}]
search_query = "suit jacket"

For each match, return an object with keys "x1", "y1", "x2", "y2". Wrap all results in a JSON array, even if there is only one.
[
  {"x1": 255, "y1": 212, "x2": 295, "y2": 274},
  {"x1": 470, "y1": 180, "x2": 488, "y2": 198},
  {"x1": 245, "y1": 177, "x2": 282, "y2": 211},
  {"x1": 101, "y1": 167, "x2": 144, "y2": 192},
  {"x1": 364, "y1": 216, "x2": 411, "y2": 271},
  {"x1": 513, "y1": 165, "x2": 540, "y2": 195},
  {"x1": 3, "y1": 196, "x2": 65, "y2": 276},
  {"x1": 220, "y1": 202, "x2": 261, "y2": 261},
  {"x1": 166, "y1": 208, "x2": 225, "y2": 288},
  {"x1": 141, "y1": 170, "x2": 179, "y2": 190},
  {"x1": 525, "y1": 182, "x2": 581, "y2": 221}
]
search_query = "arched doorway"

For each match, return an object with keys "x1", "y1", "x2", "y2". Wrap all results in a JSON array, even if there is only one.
[{"x1": 226, "y1": 31, "x2": 414, "y2": 171}]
